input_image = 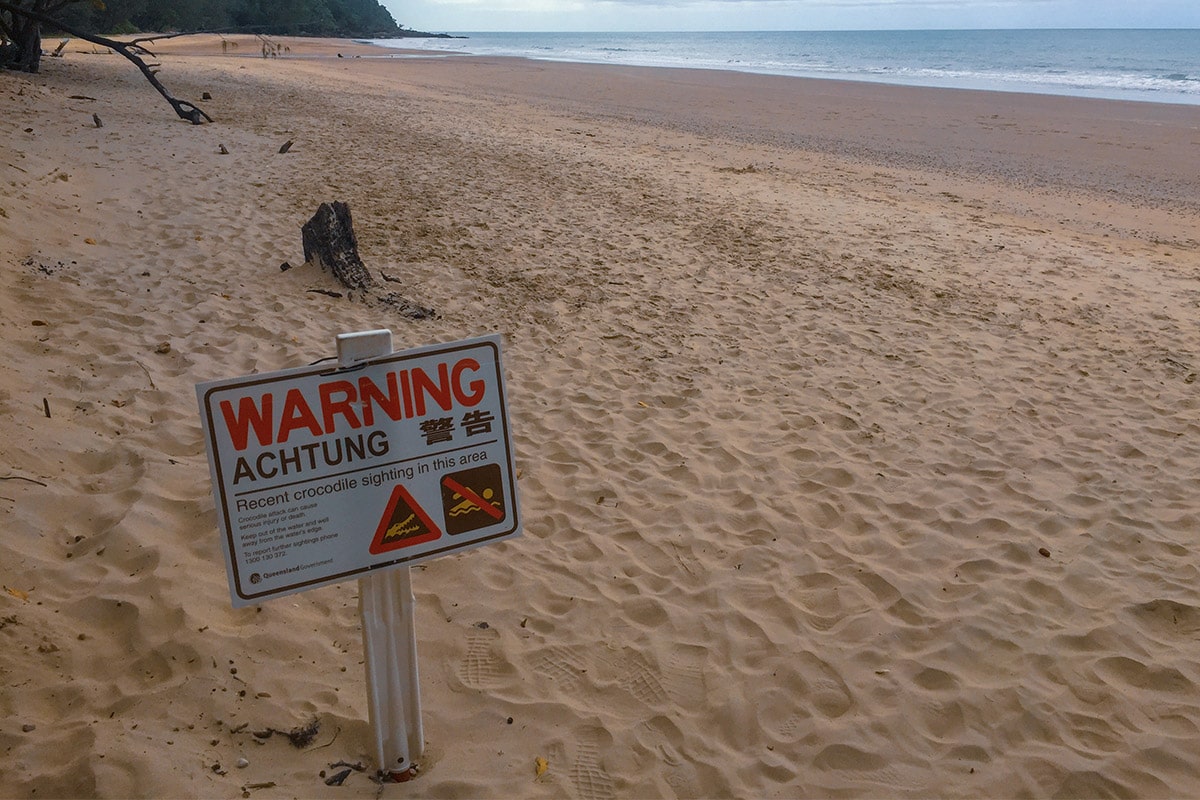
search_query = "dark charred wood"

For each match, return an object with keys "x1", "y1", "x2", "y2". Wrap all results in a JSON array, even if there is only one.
[{"x1": 301, "y1": 202, "x2": 374, "y2": 291}]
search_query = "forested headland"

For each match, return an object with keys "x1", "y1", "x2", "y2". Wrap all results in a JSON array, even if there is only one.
[{"x1": 33, "y1": 0, "x2": 443, "y2": 38}]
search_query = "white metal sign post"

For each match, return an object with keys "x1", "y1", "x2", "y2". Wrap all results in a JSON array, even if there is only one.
[
  {"x1": 196, "y1": 330, "x2": 521, "y2": 779},
  {"x1": 340, "y1": 330, "x2": 422, "y2": 779}
]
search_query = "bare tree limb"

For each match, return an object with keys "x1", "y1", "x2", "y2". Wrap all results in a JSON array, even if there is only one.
[
  {"x1": 0, "y1": 0, "x2": 212, "y2": 123},
  {"x1": 125, "y1": 30, "x2": 204, "y2": 48}
]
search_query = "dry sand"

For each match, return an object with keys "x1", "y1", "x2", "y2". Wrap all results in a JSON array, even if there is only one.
[{"x1": 2, "y1": 35, "x2": 1199, "y2": 798}]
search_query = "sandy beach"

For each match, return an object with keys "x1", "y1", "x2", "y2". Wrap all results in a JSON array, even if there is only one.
[{"x1": 2, "y1": 34, "x2": 1199, "y2": 798}]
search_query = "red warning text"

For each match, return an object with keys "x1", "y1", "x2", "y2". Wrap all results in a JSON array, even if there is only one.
[{"x1": 219, "y1": 357, "x2": 486, "y2": 452}]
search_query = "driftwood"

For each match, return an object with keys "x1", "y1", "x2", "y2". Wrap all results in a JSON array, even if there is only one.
[
  {"x1": 301, "y1": 202, "x2": 374, "y2": 291},
  {"x1": 297, "y1": 203, "x2": 436, "y2": 319}
]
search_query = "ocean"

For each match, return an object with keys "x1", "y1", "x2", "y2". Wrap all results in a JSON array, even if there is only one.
[{"x1": 372, "y1": 29, "x2": 1200, "y2": 106}]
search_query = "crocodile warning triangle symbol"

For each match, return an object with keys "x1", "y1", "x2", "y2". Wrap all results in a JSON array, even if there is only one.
[{"x1": 370, "y1": 484, "x2": 442, "y2": 555}]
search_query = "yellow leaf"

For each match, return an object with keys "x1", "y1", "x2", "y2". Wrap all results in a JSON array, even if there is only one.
[
  {"x1": 534, "y1": 756, "x2": 548, "y2": 778},
  {"x1": 637, "y1": 401, "x2": 649, "y2": 408},
  {"x1": 84, "y1": 238, "x2": 96, "y2": 245},
  {"x1": 5, "y1": 586, "x2": 29, "y2": 602}
]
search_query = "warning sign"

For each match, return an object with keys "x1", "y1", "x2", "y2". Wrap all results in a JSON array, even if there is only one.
[
  {"x1": 371, "y1": 485, "x2": 441, "y2": 553},
  {"x1": 196, "y1": 334, "x2": 521, "y2": 607}
]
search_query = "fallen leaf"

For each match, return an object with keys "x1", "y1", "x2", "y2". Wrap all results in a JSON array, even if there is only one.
[
  {"x1": 84, "y1": 237, "x2": 96, "y2": 245},
  {"x1": 5, "y1": 586, "x2": 29, "y2": 602},
  {"x1": 534, "y1": 756, "x2": 548, "y2": 778},
  {"x1": 637, "y1": 401, "x2": 649, "y2": 408}
]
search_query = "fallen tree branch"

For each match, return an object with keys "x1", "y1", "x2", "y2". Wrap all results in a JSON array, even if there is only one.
[{"x1": 0, "y1": 0, "x2": 212, "y2": 124}]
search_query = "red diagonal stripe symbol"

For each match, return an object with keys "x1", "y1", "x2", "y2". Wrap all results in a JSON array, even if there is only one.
[{"x1": 442, "y1": 476, "x2": 504, "y2": 520}]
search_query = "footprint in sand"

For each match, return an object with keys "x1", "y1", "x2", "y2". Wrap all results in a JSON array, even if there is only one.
[
  {"x1": 562, "y1": 726, "x2": 616, "y2": 800},
  {"x1": 456, "y1": 623, "x2": 514, "y2": 689}
]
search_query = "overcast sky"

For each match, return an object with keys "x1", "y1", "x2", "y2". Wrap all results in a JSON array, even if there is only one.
[{"x1": 380, "y1": 0, "x2": 1200, "y2": 33}]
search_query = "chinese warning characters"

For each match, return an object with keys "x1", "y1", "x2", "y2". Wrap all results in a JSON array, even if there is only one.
[{"x1": 197, "y1": 335, "x2": 521, "y2": 607}]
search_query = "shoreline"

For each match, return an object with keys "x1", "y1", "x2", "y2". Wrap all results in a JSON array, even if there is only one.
[
  {"x1": 368, "y1": 29, "x2": 1200, "y2": 110},
  {"x1": 388, "y1": 54, "x2": 1200, "y2": 111},
  {"x1": 2, "y1": 38, "x2": 1199, "y2": 798},
  {"x1": 276, "y1": 48, "x2": 1200, "y2": 244}
]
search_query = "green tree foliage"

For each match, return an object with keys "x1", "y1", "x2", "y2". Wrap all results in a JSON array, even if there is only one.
[
  {"x1": 153, "y1": 0, "x2": 401, "y2": 35},
  {"x1": 3, "y1": 0, "x2": 404, "y2": 39}
]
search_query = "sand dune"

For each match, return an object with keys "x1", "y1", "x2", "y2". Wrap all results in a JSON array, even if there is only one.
[{"x1": 2, "y1": 36, "x2": 1199, "y2": 797}]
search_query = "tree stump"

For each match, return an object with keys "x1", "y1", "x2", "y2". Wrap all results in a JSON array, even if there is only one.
[{"x1": 301, "y1": 202, "x2": 374, "y2": 291}]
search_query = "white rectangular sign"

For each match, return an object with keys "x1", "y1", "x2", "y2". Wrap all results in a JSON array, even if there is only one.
[{"x1": 196, "y1": 334, "x2": 521, "y2": 607}]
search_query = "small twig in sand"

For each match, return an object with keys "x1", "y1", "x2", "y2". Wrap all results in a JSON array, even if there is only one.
[
  {"x1": 135, "y1": 360, "x2": 157, "y2": 389},
  {"x1": 253, "y1": 718, "x2": 322, "y2": 748},
  {"x1": 670, "y1": 541, "x2": 695, "y2": 575},
  {"x1": 311, "y1": 726, "x2": 342, "y2": 751},
  {"x1": 0, "y1": 476, "x2": 48, "y2": 487}
]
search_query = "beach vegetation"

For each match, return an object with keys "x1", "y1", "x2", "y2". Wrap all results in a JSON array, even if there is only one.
[
  {"x1": 2, "y1": 0, "x2": 406, "y2": 47},
  {"x1": 2, "y1": 0, "x2": 410, "y2": 71}
]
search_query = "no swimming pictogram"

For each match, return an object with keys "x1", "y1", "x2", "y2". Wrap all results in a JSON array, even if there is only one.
[
  {"x1": 440, "y1": 464, "x2": 505, "y2": 535},
  {"x1": 370, "y1": 484, "x2": 442, "y2": 554}
]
